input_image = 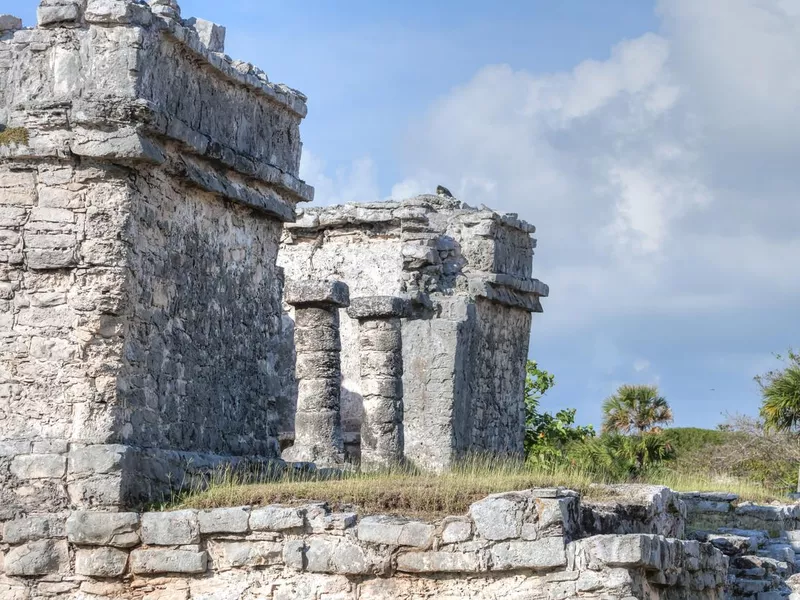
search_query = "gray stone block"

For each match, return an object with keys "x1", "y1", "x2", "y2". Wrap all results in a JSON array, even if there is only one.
[
  {"x1": 84, "y1": 0, "x2": 152, "y2": 25},
  {"x1": 141, "y1": 511, "x2": 200, "y2": 545},
  {"x1": 3, "y1": 515, "x2": 65, "y2": 544},
  {"x1": 68, "y1": 444, "x2": 132, "y2": 476},
  {"x1": 188, "y1": 18, "x2": 226, "y2": 52},
  {"x1": 469, "y1": 493, "x2": 526, "y2": 541},
  {"x1": 305, "y1": 536, "x2": 377, "y2": 575},
  {"x1": 357, "y1": 516, "x2": 435, "y2": 548},
  {"x1": 75, "y1": 547, "x2": 129, "y2": 577},
  {"x1": 285, "y1": 280, "x2": 350, "y2": 308},
  {"x1": 37, "y1": 3, "x2": 82, "y2": 27},
  {"x1": 347, "y1": 296, "x2": 411, "y2": 319},
  {"x1": 441, "y1": 517, "x2": 473, "y2": 544},
  {"x1": 130, "y1": 548, "x2": 208, "y2": 575},
  {"x1": 249, "y1": 506, "x2": 304, "y2": 531},
  {"x1": 210, "y1": 541, "x2": 283, "y2": 569},
  {"x1": 5, "y1": 540, "x2": 69, "y2": 576},
  {"x1": 490, "y1": 537, "x2": 566, "y2": 571},
  {"x1": 66, "y1": 511, "x2": 140, "y2": 547},
  {"x1": 10, "y1": 454, "x2": 67, "y2": 479},
  {"x1": 198, "y1": 507, "x2": 250, "y2": 534},
  {"x1": 396, "y1": 550, "x2": 482, "y2": 573}
]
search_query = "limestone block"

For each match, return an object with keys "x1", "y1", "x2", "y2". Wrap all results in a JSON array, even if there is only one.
[
  {"x1": 66, "y1": 511, "x2": 140, "y2": 547},
  {"x1": 469, "y1": 493, "x2": 526, "y2": 541},
  {"x1": 347, "y1": 296, "x2": 410, "y2": 319},
  {"x1": 4, "y1": 515, "x2": 65, "y2": 544},
  {"x1": 535, "y1": 496, "x2": 579, "y2": 537},
  {"x1": 130, "y1": 549, "x2": 208, "y2": 575},
  {"x1": 396, "y1": 550, "x2": 481, "y2": 573},
  {"x1": 295, "y1": 327, "x2": 342, "y2": 352},
  {"x1": 294, "y1": 307, "x2": 337, "y2": 329},
  {"x1": 360, "y1": 377, "x2": 403, "y2": 398},
  {"x1": 249, "y1": 506, "x2": 304, "y2": 531},
  {"x1": 68, "y1": 445, "x2": 132, "y2": 476},
  {"x1": 0, "y1": 15, "x2": 23, "y2": 31},
  {"x1": 26, "y1": 248, "x2": 76, "y2": 270},
  {"x1": 84, "y1": 0, "x2": 152, "y2": 25},
  {"x1": 283, "y1": 539, "x2": 305, "y2": 570},
  {"x1": 75, "y1": 547, "x2": 129, "y2": 577},
  {"x1": 37, "y1": 2, "x2": 83, "y2": 27},
  {"x1": 5, "y1": 540, "x2": 69, "y2": 576},
  {"x1": 357, "y1": 516, "x2": 435, "y2": 548},
  {"x1": 198, "y1": 507, "x2": 250, "y2": 534},
  {"x1": 296, "y1": 351, "x2": 341, "y2": 380},
  {"x1": 305, "y1": 536, "x2": 383, "y2": 575},
  {"x1": 188, "y1": 18, "x2": 226, "y2": 52},
  {"x1": 489, "y1": 537, "x2": 566, "y2": 571},
  {"x1": 10, "y1": 454, "x2": 67, "y2": 479},
  {"x1": 296, "y1": 379, "x2": 343, "y2": 411},
  {"x1": 441, "y1": 517, "x2": 473, "y2": 544},
  {"x1": 209, "y1": 541, "x2": 283, "y2": 569},
  {"x1": 285, "y1": 280, "x2": 350, "y2": 308},
  {"x1": 141, "y1": 511, "x2": 200, "y2": 546},
  {"x1": 359, "y1": 350, "x2": 402, "y2": 378},
  {"x1": 577, "y1": 534, "x2": 664, "y2": 570}
]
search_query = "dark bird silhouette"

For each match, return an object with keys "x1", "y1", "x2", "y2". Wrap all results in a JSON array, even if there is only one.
[{"x1": 436, "y1": 185, "x2": 454, "y2": 199}]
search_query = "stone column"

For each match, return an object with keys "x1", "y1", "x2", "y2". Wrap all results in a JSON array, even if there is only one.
[
  {"x1": 283, "y1": 280, "x2": 350, "y2": 467},
  {"x1": 347, "y1": 296, "x2": 410, "y2": 470}
]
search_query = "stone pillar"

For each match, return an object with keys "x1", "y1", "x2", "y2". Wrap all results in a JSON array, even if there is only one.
[
  {"x1": 283, "y1": 280, "x2": 350, "y2": 467},
  {"x1": 347, "y1": 296, "x2": 411, "y2": 470}
]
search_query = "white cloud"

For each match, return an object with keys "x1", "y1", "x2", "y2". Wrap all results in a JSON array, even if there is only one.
[
  {"x1": 389, "y1": 0, "x2": 800, "y2": 336},
  {"x1": 299, "y1": 151, "x2": 380, "y2": 206},
  {"x1": 634, "y1": 359, "x2": 651, "y2": 373}
]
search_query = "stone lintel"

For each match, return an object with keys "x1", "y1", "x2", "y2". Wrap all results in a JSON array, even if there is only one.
[
  {"x1": 0, "y1": 15, "x2": 23, "y2": 31},
  {"x1": 285, "y1": 280, "x2": 350, "y2": 309},
  {"x1": 347, "y1": 296, "x2": 411, "y2": 320}
]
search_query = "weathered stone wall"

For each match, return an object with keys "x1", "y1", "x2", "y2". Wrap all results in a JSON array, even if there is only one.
[
  {"x1": 278, "y1": 197, "x2": 549, "y2": 468},
  {"x1": 0, "y1": 0, "x2": 312, "y2": 509},
  {"x1": 0, "y1": 488, "x2": 727, "y2": 599},
  {"x1": 681, "y1": 491, "x2": 800, "y2": 598}
]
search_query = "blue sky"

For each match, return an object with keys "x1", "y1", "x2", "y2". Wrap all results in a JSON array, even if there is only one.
[{"x1": 9, "y1": 1, "x2": 800, "y2": 430}]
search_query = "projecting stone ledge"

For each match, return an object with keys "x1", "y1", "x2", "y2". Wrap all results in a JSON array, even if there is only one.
[
  {"x1": 285, "y1": 280, "x2": 350, "y2": 308},
  {"x1": 347, "y1": 296, "x2": 412, "y2": 320}
]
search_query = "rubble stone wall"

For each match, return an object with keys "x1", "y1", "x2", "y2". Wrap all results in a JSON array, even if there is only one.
[{"x1": 0, "y1": 488, "x2": 727, "y2": 600}]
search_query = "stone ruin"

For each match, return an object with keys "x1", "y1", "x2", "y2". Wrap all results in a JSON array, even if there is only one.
[
  {"x1": 0, "y1": 0, "x2": 549, "y2": 512},
  {"x1": 2, "y1": 3, "x2": 800, "y2": 600}
]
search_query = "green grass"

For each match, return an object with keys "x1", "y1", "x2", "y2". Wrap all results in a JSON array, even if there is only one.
[
  {"x1": 0, "y1": 127, "x2": 28, "y2": 147},
  {"x1": 167, "y1": 457, "x2": 791, "y2": 518}
]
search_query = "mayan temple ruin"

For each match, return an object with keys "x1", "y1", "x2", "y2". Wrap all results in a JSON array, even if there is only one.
[
  {"x1": 0, "y1": 0, "x2": 549, "y2": 512},
  {"x1": 1, "y1": 3, "x2": 797, "y2": 599}
]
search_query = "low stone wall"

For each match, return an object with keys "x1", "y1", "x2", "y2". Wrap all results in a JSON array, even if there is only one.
[
  {"x1": 681, "y1": 491, "x2": 800, "y2": 598},
  {"x1": 0, "y1": 488, "x2": 726, "y2": 599}
]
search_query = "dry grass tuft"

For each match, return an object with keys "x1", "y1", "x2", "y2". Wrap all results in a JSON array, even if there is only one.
[
  {"x1": 0, "y1": 127, "x2": 29, "y2": 146},
  {"x1": 167, "y1": 456, "x2": 792, "y2": 518}
]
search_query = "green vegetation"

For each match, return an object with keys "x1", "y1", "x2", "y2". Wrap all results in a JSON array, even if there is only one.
[
  {"x1": 0, "y1": 126, "x2": 29, "y2": 147},
  {"x1": 524, "y1": 361, "x2": 595, "y2": 463},
  {"x1": 601, "y1": 384, "x2": 673, "y2": 435},
  {"x1": 757, "y1": 349, "x2": 800, "y2": 432}
]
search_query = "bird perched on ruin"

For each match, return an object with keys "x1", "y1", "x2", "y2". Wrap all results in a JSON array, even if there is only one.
[{"x1": 436, "y1": 185, "x2": 454, "y2": 199}]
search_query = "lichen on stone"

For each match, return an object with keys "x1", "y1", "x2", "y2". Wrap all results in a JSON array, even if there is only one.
[{"x1": 0, "y1": 126, "x2": 29, "y2": 146}]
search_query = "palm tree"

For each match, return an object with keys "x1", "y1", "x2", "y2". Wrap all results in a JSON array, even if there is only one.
[
  {"x1": 601, "y1": 384, "x2": 673, "y2": 435},
  {"x1": 757, "y1": 350, "x2": 800, "y2": 492},
  {"x1": 758, "y1": 350, "x2": 800, "y2": 433}
]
